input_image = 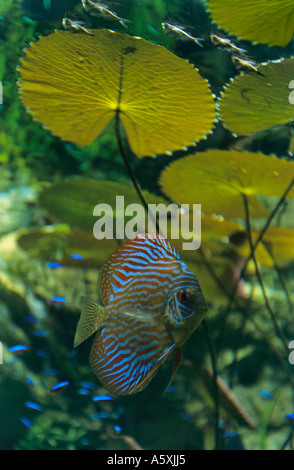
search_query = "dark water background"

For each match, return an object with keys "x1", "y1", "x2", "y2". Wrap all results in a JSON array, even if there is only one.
[{"x1": 0, "y1": 0, "x2": 294, "y2": 451}]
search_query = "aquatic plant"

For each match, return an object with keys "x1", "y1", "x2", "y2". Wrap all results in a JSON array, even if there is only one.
[
  {"x1": 219, "y1": 58, "x2": 294, "y2": 135},
  {"x1": 1, "y1": 0, "x2": 293, "y2": 451},
  {"x1": 160, "y1": 149, "x2": 294, "y2": 219},
  {"x1": 14, "y1": 413, "x2": 87, "y2": 450},
  {"x1": 207, "y1": 0, "x2": 294, "y2": 47},
  {"x1": 38, "y1": 178, "x2": 167, "y2": 231},
  {"x1": 18, "y1": 29, "x2": 216, "y2": 157}
]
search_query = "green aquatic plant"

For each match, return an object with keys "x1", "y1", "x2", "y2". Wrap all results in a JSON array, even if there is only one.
[
  {"x1": 160, "y1": 149, "x2": 294, "y2": 219},
  {"x1": 18, "y1": 29, "x2": 216, "y2": 157},
  {"x1": 38, "y1": 178, "x2": 167, "y2": 231},
  {"x1": 160, "y1": 148, "x2": 294, "y2": 385},
  {"x1": 4, "y1": 1, "x2": 293, "y2": 450},
  {"x1": 16, "y1": 225, "x2": 118, "y2": 268},
  {"x1": 14, "y1": 413, "x2": 87, "y2": 450},
  {"x1": 207, "y1": 0, "x2": 294, "y2": 47},
  {"x1": 219, "y1": 58, "x2": 294, "y2": 136}
]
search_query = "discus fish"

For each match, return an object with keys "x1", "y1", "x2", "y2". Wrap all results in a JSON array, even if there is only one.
[
  {"x1": 74, "y1": 233, "x2": 207, "y2": 395},
  {"x1": 81, "y1": 0, "x2": 130, "y2": 28},
  {"x1": 161, "y1": 22, "x2": 204, "y2": 47}
]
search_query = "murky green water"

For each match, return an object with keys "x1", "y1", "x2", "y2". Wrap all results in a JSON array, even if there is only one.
[{"x1": 0, "y1": 0, "x2": 294, "y2": 451}]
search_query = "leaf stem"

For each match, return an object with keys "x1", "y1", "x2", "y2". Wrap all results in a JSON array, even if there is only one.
[
  {"x1": 114, "y1": 111, "x2": 161, "y2": 235},
  {"x1": 242, "y1": 193, "x2": 289, "y2": 354}
]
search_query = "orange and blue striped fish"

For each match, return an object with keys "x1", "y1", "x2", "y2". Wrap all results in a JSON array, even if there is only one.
[{"x1": 74, "y1": 233, "x2": 207, "y2": 395}]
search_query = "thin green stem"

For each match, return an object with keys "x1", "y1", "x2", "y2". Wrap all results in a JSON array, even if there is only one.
[
  {"x1": 242, "y1": 193, "x2": 289, "y2": 354},
  {"x1": 202, "y1": 318, "x2": 220, "y2": 450},
  {"x1": 218, "y1": 177, "x2": 294, "y2": 351},
  {"x1": 114, "y1": 111, "x2": 161, "y2": 234}
]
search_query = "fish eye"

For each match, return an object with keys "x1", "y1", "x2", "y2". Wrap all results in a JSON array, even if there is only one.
[{"x1": 177, "y1": 289, "x2": 190, "y2": 303}]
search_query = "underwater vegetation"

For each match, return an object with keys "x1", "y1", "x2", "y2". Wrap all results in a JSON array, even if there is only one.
[{"x1": 0, "y1": 0, "x2": 294, "y2": 451}]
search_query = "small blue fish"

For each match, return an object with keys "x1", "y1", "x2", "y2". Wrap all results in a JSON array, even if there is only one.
[
  {"x1": 25, "y1": 401, "x2": 43, "y2": 412},
  {"x1": 71, "y1": 253, "x2": 84, "y2": 260},
  {"x1": 79, "y1": 380, "x2": 95, "y2": 389},
  {"x1": 77, "y1": 388, "x2": 90, "y2": 396},
  {"x1": 33, "y1": 329, "x2": 49, "y2": 338},
  {"x1": 50, "y1": 381, "x2": 69, "y2": 392},
  {"x1": 25, "y1": 376, "x2": 34, "y2": 386},
  {"x1": 286, "y1": 413, "x2": 294, "y2": 421},
  {"x1": 46, "y1": 262, "x2": 62, "y2": 268},
  {"x1": 259, "y1": 389, "x2": 273, "y2": 400},
  {"x1": 9, "y1": 345, "x2": 28, "y2": 354},
  {"x1": 20, "y1": 417, "x2": 32, "y2": 428},
  {"x1": 74, "y1": 233, "x2": 207, "y2": 395},
  {"x1": 92, "y1": 395, "x2": 113, "y2": 401},
  {"x1": 49, "y1": 296, "x2": 66, "y2": 303}
]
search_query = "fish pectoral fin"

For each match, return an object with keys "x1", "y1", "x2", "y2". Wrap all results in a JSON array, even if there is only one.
[{"x1": 74, "y1": 296, "x2": 104, "y2": 348}]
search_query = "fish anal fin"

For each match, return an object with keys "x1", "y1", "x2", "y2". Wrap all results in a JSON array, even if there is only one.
[
  {"x1": 74, "y1": 296, "x2": 104, "y2": 348},
  {"x1": 163, "y1": 347, "x2": 183, "y2": 395},
  {"x1": 131, "y1": 343, "x2": 177, "y2": 394}
]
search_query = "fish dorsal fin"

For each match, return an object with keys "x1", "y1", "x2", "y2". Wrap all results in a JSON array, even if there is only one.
[
  {"x1": 74, "y1": 296, "x2": 104, "y2": 348},
  {"x1": 89, "y1": 307, "x2": 176, "y2": 395}
]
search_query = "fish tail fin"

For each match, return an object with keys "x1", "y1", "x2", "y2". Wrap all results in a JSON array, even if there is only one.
[
  {"x1": 74, "y1": 296, "x2": 104, "y2": 348},
  {"x1": 194, "y1": 37, "x2": 204, "y2": 47},
  {"x1": 120, "y1": 18, "x2": 131, "y2": 28}
]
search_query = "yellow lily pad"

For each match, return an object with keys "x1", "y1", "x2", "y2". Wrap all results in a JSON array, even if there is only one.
[
  {"x1": 219, "y1": 58, "x2": 294, "y2": 136},
  {"x1": 18, "y1": 29, "x2": 216, "y2": 157},
  {"x1": 207, "y1": 0, "x2": 294, "y2": 47},
  {"x1": 262, "y1": 226, "x2": 294, "y2": 265},
  {"x1": 160, "y1": 150, "x2": 294, "y2": 219}
]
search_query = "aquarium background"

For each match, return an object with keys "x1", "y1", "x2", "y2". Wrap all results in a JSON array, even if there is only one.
[{"x1": 0, "y1": 0, "x2": 294, "y2": 450}]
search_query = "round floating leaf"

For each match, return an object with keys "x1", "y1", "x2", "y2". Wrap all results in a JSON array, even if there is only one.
[
  {"x1": 39, "y1": 178, "x2": 168, "y2": 231},
  {"x1": 17, "y1": 227, "x2": 118, "y2": 268},
  {"x1": 219, "y1": 58, "x2": 294, "y2": 135},
  {"x1": 229, "y1": 229, "x2": 274, "y2": 268},
  {"x1": 160, "y1": 150, "x2": 294, "y2": 219},
  {"x1": 262, "y1": 227, "x2": 294, "y2": 265},
  {"x1": 230, "y1": 226, "x2": 294, "y2": 267},
  {"x1": 207, "y1": 0, "x2": 294, "y2": 47},
  {"x1": 18, "y1": 29, "x2": 216, "y2": 157}
]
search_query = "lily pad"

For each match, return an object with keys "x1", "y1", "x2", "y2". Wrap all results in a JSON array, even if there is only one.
[
  {"x1": 17, "y1": 226, "x2": 118, "y2": 268},
  {"x1": 18, "y1": 29, "x2": 216, "y2": 157},
  {"x1": 39, "y1": 178, "x2": 168, "y2": 232},
  {"x1": 207, "y1": 0, "x2": 294, "y2": 47},
  {"x1": 219, "y1": 58, "x2": 294, "y2": 135},
  {"x1": 262, "y1": 226, "x2": 294, "y2": 266},
  {"x1": 160, "y1": 150, "x2": 294, "y2": 219}
]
